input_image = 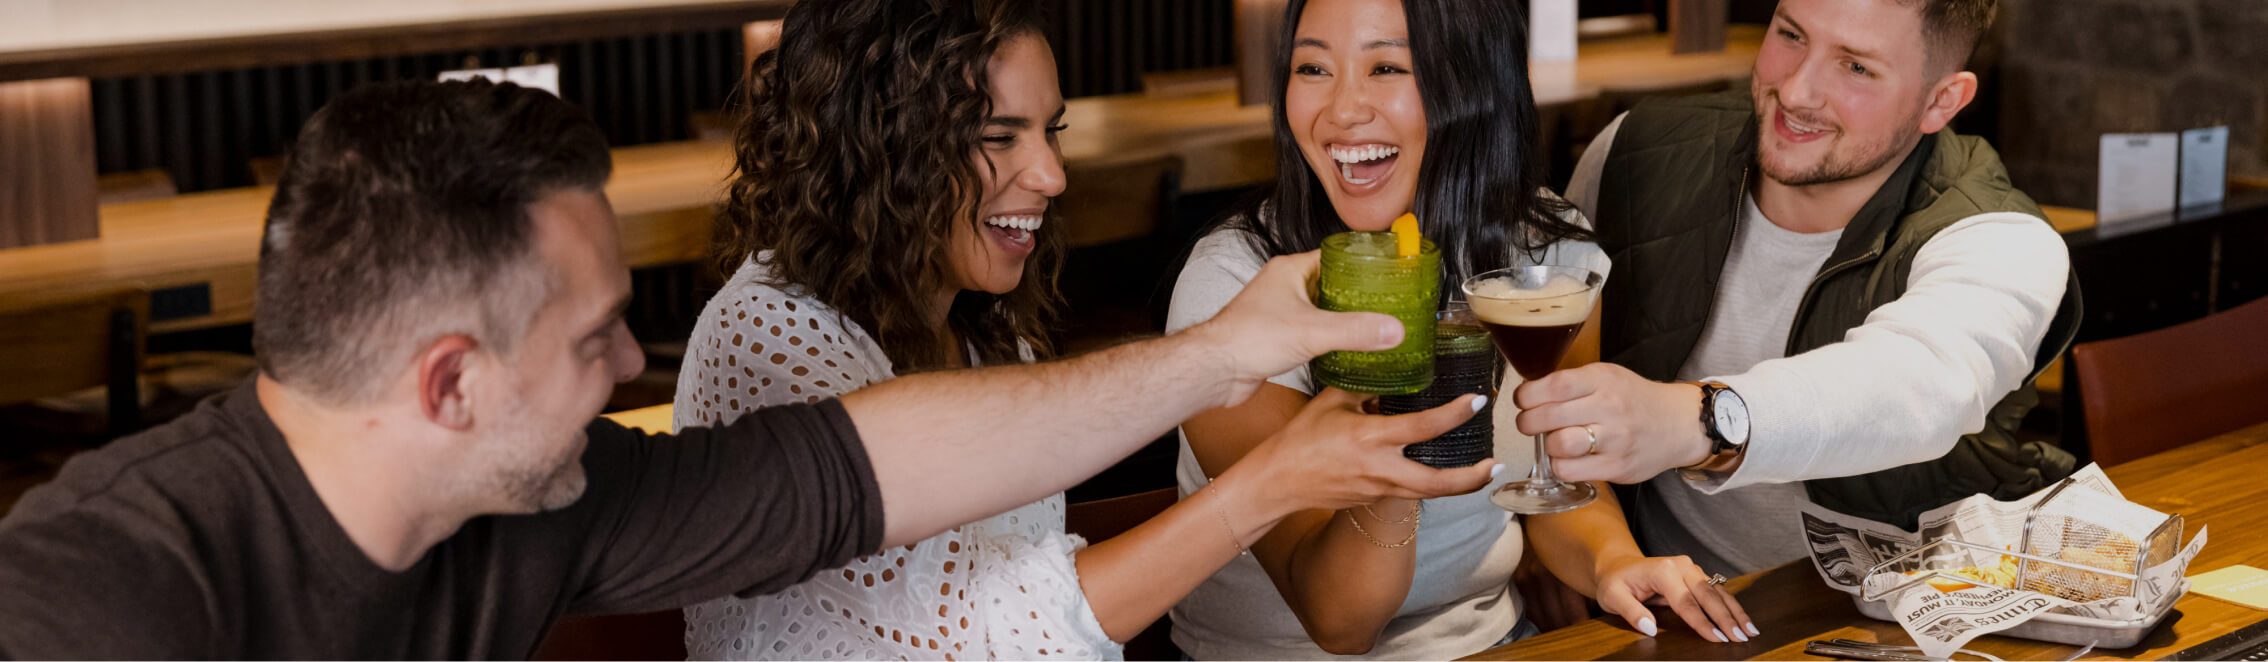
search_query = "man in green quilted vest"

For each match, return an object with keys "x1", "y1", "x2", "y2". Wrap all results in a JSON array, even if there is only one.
[{"x1": 1516, "y1": 0, "x2": 2082, "y2": 577}]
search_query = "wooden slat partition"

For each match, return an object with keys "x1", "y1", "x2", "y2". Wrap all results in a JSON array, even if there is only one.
[
  {"x1": 85, "y1": 28, "x2": 745, "y2": 193},
  {"x1": 1052, "y1": 0, "x2": 1235, "y2": 99},
  {"x1": 1669, "y1": 0, "x2": 1731, "y2": 54},
  {"x1": 0, "y1": 77, "x2": 99, "y2": 248}
]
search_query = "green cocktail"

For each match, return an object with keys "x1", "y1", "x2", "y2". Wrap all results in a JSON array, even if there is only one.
[{"x1": 1311, "y1": 231, "x2": 1440, "y2": 394}]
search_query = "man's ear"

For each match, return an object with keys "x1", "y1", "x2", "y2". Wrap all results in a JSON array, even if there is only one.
[
  {"x1": 1917, "y1": 70, "x2": 1978, "y2": 135},
  {"x1": 418, "y1": 335, "x2": 481, "y2": 431}
]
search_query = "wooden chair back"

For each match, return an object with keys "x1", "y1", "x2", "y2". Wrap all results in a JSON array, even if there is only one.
[
  {"x1": 249, "y1": 155, "x2": 286, "y2": 187},
  {"x1": 531, "y1": 611, "x2": 686, "y2": 661},
  {"x1": 95, "y1": 169, "x2": 178, "y2": 205},
  {"x1": 1059, "y1": 155, "x2": 1184, "y2": 249},
  {"x1": 2072, "y1": 294, "x2": 2268, "y2": 466},
  {"x1": 1066, "y1": 486, "x2": 1180, "y2": 543},
  {"x1": 0, "y1": 289, "x2": 147, "y2": 435},
  {"x1": 1066, "y1": 487, "x2": 1185, "y2": 661}
]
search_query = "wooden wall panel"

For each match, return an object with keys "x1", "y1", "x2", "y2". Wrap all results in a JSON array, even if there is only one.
[
  {"x1": 1670, "y1": 0, "x2": 1730, "y2": 53},
  {"x1": 0, "y1": 77, "x2": 99, "y2": 248}
]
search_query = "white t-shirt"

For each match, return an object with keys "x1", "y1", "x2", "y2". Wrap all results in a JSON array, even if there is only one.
[
  {"x1": 1162, "y1": 199, "x2": 1611, "y2": 660},
  {"x1": 1566, "y1": 113, "x2": 2071, "y2": 574}
]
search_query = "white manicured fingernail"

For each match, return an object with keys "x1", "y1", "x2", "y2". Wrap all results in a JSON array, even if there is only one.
[
  {"x1": 1745, "y1": 623, "x2": 1759, "y2": 637},
  {"x1": 1470, "y1": 394, "x2": 1489, "y2": 412},
  {"x1": 1636, "y1": 617, "x2": 1657, "y2": 637},
  {"x1": 1713, "y1": 628, "x2": 1728, "y2": 642},
  {"x1": 1489, "y1": 464, "x2": 1505, "y2": 479}
]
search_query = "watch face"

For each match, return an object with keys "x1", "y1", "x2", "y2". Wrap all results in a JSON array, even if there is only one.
[{"x1": 1713, "y1": 390, "x2": 1750, "y2": 445}]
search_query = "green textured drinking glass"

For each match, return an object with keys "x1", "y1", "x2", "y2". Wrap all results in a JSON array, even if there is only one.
[{"x1": 1311, "y1": 231, "x2": 1440, "y2": 395}]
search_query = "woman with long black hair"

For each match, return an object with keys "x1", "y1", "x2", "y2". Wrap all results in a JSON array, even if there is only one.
[{"x1": 1166, "y1": 0, "x2": 1756, "y2": 657}]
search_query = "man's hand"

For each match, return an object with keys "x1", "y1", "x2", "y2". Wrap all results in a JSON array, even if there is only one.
[
  {"x1": 1230, "y1": 388, "x2": 1500, "y2": 520},
  {"x1": 1512, "y1": 363, "x2": 1712, "y2": 484},
  {"x1": 1182, "y1": 252, "x2": 1405, "y2": 409}
]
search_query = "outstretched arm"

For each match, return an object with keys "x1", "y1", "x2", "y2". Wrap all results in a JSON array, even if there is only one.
[
  {"x1": 1182, "y1": 385, "x2": 1454, "y2": 654},
  {"x1": 1076, "y1": 389, "x2": 1496, "y2": 642},
  {"x1": 840, "y1": 252, "x2": 1414, "y2": 547}
]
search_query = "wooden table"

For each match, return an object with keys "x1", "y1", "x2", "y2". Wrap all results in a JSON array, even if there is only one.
[
  {"x1": 1467, "y1": 421, "x2": 2268, "y2": 661},
  {"x1": 1058, "y1": 89, "x2": 1277, "y2": 195},
  {"x1": 0, "y1": 140, "x2": 729, "y2": 334},
  {"x1": 1530, "y1": 25, "x2": 1766, "y2": 108},
  {"x1": 0, "y1": 0, "x2": 791, "y2": 82},
  {"x1": 0, "y1": 85, "x2": 1269, "y2": 333},
  {"x1": 601, "y1": 403, "x2": 675, "y2": 434},
  {"x1": 0, "y1": 0, "x2": 790, "y2": 250}
]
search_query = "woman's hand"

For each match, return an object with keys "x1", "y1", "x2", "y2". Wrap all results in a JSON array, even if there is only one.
[
  {"x1": 1233, "y1": 387, "x2": 1500, "y2": 520},
  {"x1": 1590, "y1": 554, "x2": 1755, "y2": 643}
]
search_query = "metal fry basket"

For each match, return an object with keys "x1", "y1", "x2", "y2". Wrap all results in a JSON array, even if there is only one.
[{"x1": 1862, "y1": 478, "x2": 2185, "y2": 606}]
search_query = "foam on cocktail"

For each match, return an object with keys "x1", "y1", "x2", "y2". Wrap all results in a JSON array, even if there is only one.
[{"x1": 1467, "y1": 275, "x2": 1593, "y2": 326}]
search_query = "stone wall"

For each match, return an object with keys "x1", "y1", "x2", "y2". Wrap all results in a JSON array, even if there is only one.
[{"x1": 1988, "y1": 0, "x2": 2266, "y2": 208}]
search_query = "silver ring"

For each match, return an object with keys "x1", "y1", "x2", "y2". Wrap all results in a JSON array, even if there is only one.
[
  {"x1": 1706, "y1": 573, "x2": 1728, "y2": 586},
  {"x1": 1582, "y1": 425, "x2": 1600, "y2": 455}
]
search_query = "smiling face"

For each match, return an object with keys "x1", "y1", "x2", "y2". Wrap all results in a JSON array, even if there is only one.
[
  {"x1": 941, "y1": 32, "x2": 1067, "y2": 297},
  {"x1": 1283, "y1": 0, "x2": 1428, "y2": 232},
  {"x1": 1751, "y1": 0, "x2": 1944, "y2": 187},
  {"x1": 469, "y1": 189, "x2": 644, "y2": 513}
]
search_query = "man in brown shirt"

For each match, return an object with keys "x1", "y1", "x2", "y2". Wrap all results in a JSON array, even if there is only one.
[{"x1": 0, "y1": 81, "x2": 1498, "y2": 658}]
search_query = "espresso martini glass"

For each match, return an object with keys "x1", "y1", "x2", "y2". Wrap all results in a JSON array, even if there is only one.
[{"x1": 1463, "y1": 265, "x2": 1604, "y2": 514}]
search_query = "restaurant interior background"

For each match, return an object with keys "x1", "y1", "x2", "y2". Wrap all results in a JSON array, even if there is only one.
[{"x1": 1, "y1": 0, "x2": 2265, "y2": 657}]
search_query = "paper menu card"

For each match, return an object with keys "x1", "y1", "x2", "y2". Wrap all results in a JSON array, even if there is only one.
[
  {"x1": 438, "y1": 63, "x2": 561, "y2": 97},
  {"x1": 2181, "y1": 126, "x2": 2229, "y2": 210},
  {"x1": 1529, "y1": 0, "x2": 1576, "y2": 63},
  {"x1": 2191, "y1": 564, "x2": 2268, "y2": 610},
  {"x1": 2098, "y1": 132, "x2": 2181, "y2": 226},
  {"x1": 504, "y1": 63, "x2": 561, "y2": 97}
]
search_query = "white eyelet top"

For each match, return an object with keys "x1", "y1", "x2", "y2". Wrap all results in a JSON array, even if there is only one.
[{"x1": 674, "y1": 255, "x2": 1122, "y2": 661}]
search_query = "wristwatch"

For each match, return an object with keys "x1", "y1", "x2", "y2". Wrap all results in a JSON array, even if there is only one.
[{"x1": 1680, "y1": 381, "x2": 1749, "y2": 476}]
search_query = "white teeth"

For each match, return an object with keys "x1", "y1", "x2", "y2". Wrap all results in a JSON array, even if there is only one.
[
  {"x1": 1340, "y1": 162, "x2": 1374, "y2": 185},
  {"x1": 1785, "y1": 116, "x2": 1825, "y2": 134},
  {"x1": 1329, "y1": 144, "x2": 1400, "y2": 164},
  {"x1": 984, "y1": 214, "x2": 1044, "y2": 233}
]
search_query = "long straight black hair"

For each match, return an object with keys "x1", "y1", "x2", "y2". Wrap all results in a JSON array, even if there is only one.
[{"x1": 1228, "y1": 0, "x2": 1593, "y2": 289}]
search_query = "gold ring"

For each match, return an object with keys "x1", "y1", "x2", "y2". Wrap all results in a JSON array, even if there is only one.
[
  {"x1": 1706, "y1": 573, "x2": 1728, "y2": 586},
  {"x1": 1582, "y1": 425, "x2": 1600, "y2": 455}
]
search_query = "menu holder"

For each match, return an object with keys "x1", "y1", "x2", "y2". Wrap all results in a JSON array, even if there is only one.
[
  {"x1": 439, "y1": 63, "x2": 561, "y2": 97},
  {"x1": 2097, "y1": 132, "x2": 2180, "y2": 228},
  {"x1": 1529, "y1": 0, "x2": 1577, "y2": 63},
  {"x1": 2180, "y1": 126, "x2": 2229, "y2": 212}
]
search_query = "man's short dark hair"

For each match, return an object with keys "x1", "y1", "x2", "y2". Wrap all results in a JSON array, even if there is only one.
[
  {"x1": 1907, "y1": 0, "x2": 1996, "y2": 73},
  {"x1": 254, "y1": 79, "x2": 612, "y2": 405}
]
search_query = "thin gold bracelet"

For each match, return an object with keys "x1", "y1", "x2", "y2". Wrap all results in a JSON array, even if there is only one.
[
  {"x1": 1211, "y1": 484, "x2": 1247, "y2": 555},
  {"x1": 1346, "y1": 504, "x2": 1420, "y2": 549},
  {"x1": 1361, "y1": 501, "x2": 1421, "y2": 525}
]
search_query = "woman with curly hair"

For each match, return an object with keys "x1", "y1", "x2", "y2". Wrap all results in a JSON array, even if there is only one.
[{"x1": 675, "y1": 0, "x2": 1498, "y2": 659}]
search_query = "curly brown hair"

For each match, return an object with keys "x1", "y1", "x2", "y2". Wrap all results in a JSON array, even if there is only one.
[{"x1": 715, "y1": 0, "x2": 1063, "y2": 372}]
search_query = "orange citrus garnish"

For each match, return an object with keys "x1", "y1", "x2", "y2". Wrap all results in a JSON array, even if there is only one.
[{"x1": 1391, "y1": 213, "x2": 1421, "y2": 257}]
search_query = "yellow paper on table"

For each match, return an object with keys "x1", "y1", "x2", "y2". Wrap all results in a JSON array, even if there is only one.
[{"x1": 2190, "y1": 565, "x2": 2268, "y2": 610}]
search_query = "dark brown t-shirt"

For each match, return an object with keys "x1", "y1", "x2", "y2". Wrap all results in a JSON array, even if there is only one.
[{"x1": 0, "y1": 379, "x2": 883, "y2": 659}]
